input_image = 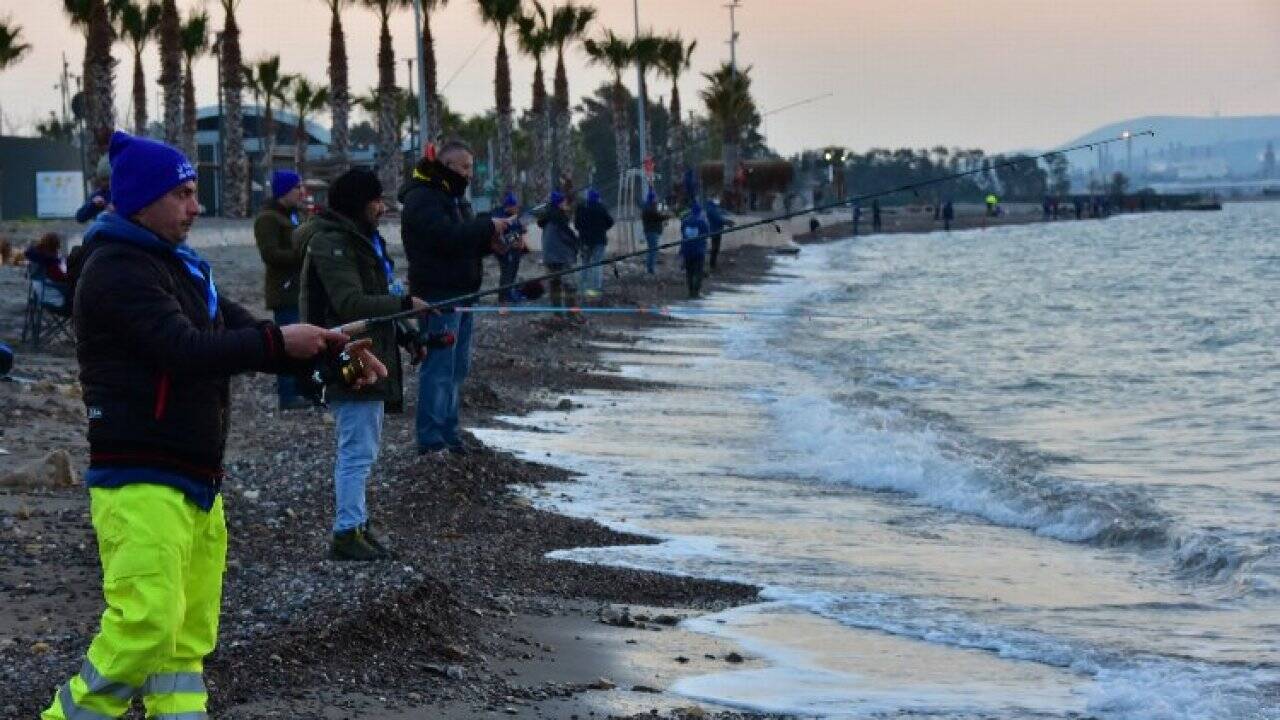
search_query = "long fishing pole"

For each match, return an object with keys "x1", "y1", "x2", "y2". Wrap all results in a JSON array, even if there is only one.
[
  {"x1": 453, "y1": 305, "x2": 866, "y2": 321},
  {"x1": 334, "y1": 130, "x2": 1152, "y2": 336}
]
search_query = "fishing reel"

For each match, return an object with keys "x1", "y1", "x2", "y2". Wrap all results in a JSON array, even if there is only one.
[{"x1": 295, "y1": 346, "x2": 375, "y2": 406}]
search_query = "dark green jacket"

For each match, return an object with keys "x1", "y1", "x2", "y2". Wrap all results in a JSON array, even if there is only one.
[
  {"x1": 298, "y1": 210, "x2": 411, "y2": 411},
  {"x1": 254, "y1": 200, "x2": 304, "y2": 310}
]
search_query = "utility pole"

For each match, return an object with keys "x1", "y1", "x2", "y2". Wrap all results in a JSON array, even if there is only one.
[
  {"x1": 404, "y1": 57, "x2": 417, "y2": 156},
  {"x1": 411, "y1": 0, "x2": 431, "y2": 154},
  {"x1": 632, "y1": 0, "x2": 648, "y2": 189},
  {"x1": 58, "y1": 54, "x2": 72, "y2": 125},
  {"x1": 214, "y1": 31, "x2": 226, "y2": 215}
]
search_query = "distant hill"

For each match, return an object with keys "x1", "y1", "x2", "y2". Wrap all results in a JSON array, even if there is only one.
[{"x1": 1055, "y1": 115, "x2": 1280, "y2": 177}]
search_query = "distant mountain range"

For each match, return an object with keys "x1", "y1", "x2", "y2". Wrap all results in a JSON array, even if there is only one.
[{"x1": 1054, "y1": 115, "x2": 1280, "y2": 178}]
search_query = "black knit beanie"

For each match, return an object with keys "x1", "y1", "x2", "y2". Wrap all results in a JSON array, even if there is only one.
[{"x1": 329, "y1": 169, "x2": 384, "y2": 224}]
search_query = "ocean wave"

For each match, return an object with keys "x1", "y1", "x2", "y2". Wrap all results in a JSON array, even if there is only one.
[
  {"x1": 759, "y1": 588, "x2": 1280, "y2": 720},
  {"x1": 756, "y1": 390, "x2": 1267, "y2": 588}
]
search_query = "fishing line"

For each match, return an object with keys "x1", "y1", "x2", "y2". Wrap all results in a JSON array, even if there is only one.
[{"x1": 334, "y1": 130, "x2": 1153, "y2": 336}]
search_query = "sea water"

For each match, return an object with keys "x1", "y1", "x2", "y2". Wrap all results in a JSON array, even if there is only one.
[{"x1": 473, "y1": 202, "x2": 1280, "y2": 719}]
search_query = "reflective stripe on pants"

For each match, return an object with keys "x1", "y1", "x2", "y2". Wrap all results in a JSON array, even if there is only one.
[{"x1": 42, "y1": 485, "x2": 226, "y2": 719}]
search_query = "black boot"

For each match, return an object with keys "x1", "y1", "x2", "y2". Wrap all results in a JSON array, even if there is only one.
[{"x1": 331, "y1": 528, "x2": 385, "y2": 561}]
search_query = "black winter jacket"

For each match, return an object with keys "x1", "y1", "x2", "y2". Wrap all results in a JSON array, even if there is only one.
[
  {"x1": 574, "y1": 202, "x2": 614, "y2": 247},
  {"x1": 73, "y1": 218, "x2": 297, "y2": 491},
  {"x1": 399, "y1": 160, "x2": 496, "y2": 302}
]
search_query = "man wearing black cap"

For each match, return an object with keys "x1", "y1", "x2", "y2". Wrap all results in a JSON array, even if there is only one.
[
  {"x1": 41, "y1": 131, "x2": 385, "y2": 720},
  {"x1": 399, "y1": 140, "x2": 512, "y2": 456},
  {"x1": 301, "y1": 168, "x2": 427, "y2": 560}
]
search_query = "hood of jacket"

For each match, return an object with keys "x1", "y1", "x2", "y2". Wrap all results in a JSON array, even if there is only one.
[{"x1": 400, "y1": 158, "x2": 470, "y2": 203}]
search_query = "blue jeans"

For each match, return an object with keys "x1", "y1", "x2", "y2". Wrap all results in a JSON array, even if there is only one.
[
  {"x1": 645, "y1": 232, "x2": 661, "y2": 274},
  {"x1": 273, "y1": 307, "x2": 301, "y2": 405},
  {"x1": 498, "y1": 250, "x2": 522, "y2": 293},
  {"x1": 579, "y1": 244, "x2": 606, "y2": 293},
  {"x1": 330, "y1": 399, "x2": 384, "y2": 533},
  {"x1": 416, "y1": 311, "x2": 474, "y2": 450}
]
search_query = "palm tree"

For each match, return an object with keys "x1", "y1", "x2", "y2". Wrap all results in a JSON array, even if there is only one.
[
  {"x1": 657, "y1": 35, "x2": 695, "y2": 176},
  {"x1": 629, "y1": 31, "x2": 663, "y2": 168},
  {"x1": 548, "y1": 2, "x2": 595, "y2": 185},
  {"x1": 419, "y1": 0, "x2": 449, "y2": 142},
  {"x1": 516, "y1": 2, "x2": 552, "y2": 200},
  {"x1": 117, "y1": 1, "x2": 159, "y2": 135},
  {"x1": 244, "y1": 55, "x2": 295, "y2": 189},
  {"x1": 701, "y1": 62, "x2": 758, "y2": 199},
  {"x1": 477, "y1": 0, "x2": 521, "y2": 193},
  {"x1": 364, "y1": 0, "x2": 410, "y2": 203},
  {"x1": 179, "y1": 9, "x2": 209, "y2": 162},
  {"x1": 0, "y1": 20, "x2": 32, "y2": 73},
  {"x1": 583, "y1": 30, "x2": 634, "y2": 186},
  {"x1": 218, "y1": 0, "x2": 248, "y2": 216},
  {"x1": 321, "y1": 0, "x2": 352, "y2": 171},
  {"x1": 65, "y1": 0, "x2": 120, "y2": 169},
  {"x1": 290, "y1": 77, "x2": 329, "y2": 176},
  {"x1": 157, "y1": 0, "x2": 181, "y2": 144}
]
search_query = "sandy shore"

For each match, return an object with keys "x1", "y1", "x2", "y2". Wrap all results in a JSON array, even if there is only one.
[{"x1": 0, "y1": 219, "x2": 790, "y2": 719}]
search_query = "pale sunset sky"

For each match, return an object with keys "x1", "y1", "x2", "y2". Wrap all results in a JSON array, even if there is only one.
[{"x1": 2, "y1": 0, "x2": 1278, "y2": 154}]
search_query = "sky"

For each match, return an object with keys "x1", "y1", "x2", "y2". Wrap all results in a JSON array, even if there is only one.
[{"x1": 2, "y1": 0, "x2": 1279, "y2": 156}]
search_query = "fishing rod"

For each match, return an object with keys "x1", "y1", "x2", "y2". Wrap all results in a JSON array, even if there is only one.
[
  {"x1": 333, "y1": 130, "x2": 1153, "y2": 336},
  {"x1": 452, "y1": 305, "x2": 866, "y2": 321}
]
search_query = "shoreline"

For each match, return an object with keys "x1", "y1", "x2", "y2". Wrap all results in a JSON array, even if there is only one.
[{"x1": 0, "y1": 227, "x2": 792, "y2": 719}]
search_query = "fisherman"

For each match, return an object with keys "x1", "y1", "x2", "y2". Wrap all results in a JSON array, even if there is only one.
[
  {"x1": 41, "y1": 131, "x2": 385, "y2": 720},
  {"x1": 573, "y1": 187, "x2": 614, "y2": 299},
  {"x1": 705, "y1": 198, "x2": 735, "y2": 273},
  {"x1": 75, "y1": 159, "x2": 112, "y2": 224},
  {"x1": 300, "y1": 168, "x2": 427, "y2": 560},
  {"x1": 254, "y1": 170, "x2": 309, "y2": 409},
  {"x1": 539, "y1": 190, "x2": 581, "y2": 311},
  {"x1": 400, "y1": 139, "x2": 512, "y2": 456},
  {"x1": 640, "y1": 189, "x2": 668, "y2": 275},
  {"x1": 851, "y1": 203, "x2": 862, "y2": 236},
  {"x1": 495, "y1": 191, "x2": 528, "y2": 302},
  {"x1": 872, "y1": 199, "x2": 883, "y2": 232},
  {"x1": 942, "y1": 199, "x2": 955, "y2": 232},
  {"x1": 680, "y1": 202, "x2": 711, "y2": 299}
]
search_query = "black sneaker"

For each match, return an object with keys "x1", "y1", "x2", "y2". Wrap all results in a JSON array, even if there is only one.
[
  {"x1": 330, "y1": 529, "x2": 384, "y2": 561},
  {"x1": 361, "y1": 525, "x2": 395, "y2": 559}
]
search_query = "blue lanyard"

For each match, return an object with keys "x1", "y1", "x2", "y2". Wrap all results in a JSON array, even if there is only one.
[
  {"x1": 174, "y1": 244, "x2": 219, "y2": 320},
  {"x1": 289, "y1": 210, "x2": 300, "y2": 227},
  {"x1": 369, "y1": 231, "x2": 404, "y2": 296}
]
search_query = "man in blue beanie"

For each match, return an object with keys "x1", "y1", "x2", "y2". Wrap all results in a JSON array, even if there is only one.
[
  {"x1": 680, "y1": 201, "x2": 711, "y2": 299},
  {"x1": 254, "y1": 169, "x2": 309, "y2": 409},
  {"x1": 495, "y1": 190, "x2": 529, "y2": 302},
  {"x1": 40, "y1": 131, "x2": 385, "y2": 720},
  {"x1": 573, "y1": 188, "x2": 614, "y2": 299},
  {"x1": 640, "y1": 188, "x2": 669, "y2": 275}
]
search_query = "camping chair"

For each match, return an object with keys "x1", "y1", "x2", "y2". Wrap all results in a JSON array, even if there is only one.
[{"x1": 21, "y1": 263, "x2": 74, "y2": 349}]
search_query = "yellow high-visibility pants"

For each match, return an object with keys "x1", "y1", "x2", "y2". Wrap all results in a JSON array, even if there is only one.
[{"x1": 42, "y1": 484, "x2": 227, "y2": 720}]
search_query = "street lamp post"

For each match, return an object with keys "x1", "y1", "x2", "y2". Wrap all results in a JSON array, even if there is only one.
[
  {"x1": 633, "y1": 0, "x2": 649, "y2": 193},
  {"x1": 214, "y1": 31, "x2": 226, "y2": 216}
]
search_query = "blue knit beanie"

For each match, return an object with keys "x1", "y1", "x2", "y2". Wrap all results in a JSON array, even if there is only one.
[
  {"x1": 645, "y1": 188, "x2": 657, "y2": 206},
  {"x1": 108, "y1": 131, "x2": 197, "y2": 219},
  {"x1": 587, "y1": 188, "x2": 601, "y2": 204},
  {"x1": 549, "y1": 191, "x2": 565, "y2": 207},
  {"x1": 272, "y1": 170, "x2": 302, "y2": 199},
  {"x1": 502, "y1": 191, "x2": 520, "y2": 209}
]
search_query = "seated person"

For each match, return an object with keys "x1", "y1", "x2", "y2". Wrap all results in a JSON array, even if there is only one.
[{"x1": 25, "y1": 233, "x2": 68, "y2": 282}]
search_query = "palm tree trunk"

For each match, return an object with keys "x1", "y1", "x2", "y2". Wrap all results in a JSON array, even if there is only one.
[
  {"x1": 376, "y1": 17, "x2": 402, "y2": 203},
  {"x1": 611, "y1": 76, "x2": 630, "y2": 187},
  {"x1": 132, "y1": 50, "x2": 147, "y2": 135},
  {"x1": 552, "y1": 49, "x2": 571, "y2": 186},
  {"x1": 669, "y1": 80, "x2": 683, "y2": 175},
  {"x1": 529, "y1": 58, "x2": 549, "y2": 202},
  {"x1": 263, "y1": 100, "x2": 276, "y2": 187},
  {"x1": 182, "y1": 56, "x2": 198, "y2": 161},
  {"x1": 494, "y1": 32, "x2": 514, "y2": 192},
  {"x1": 295, "y1": 110, "x2": 308, "y2": 176},
  {"x1": 85, "y1": 0, "x2": 116, "y2": 170},
  {"x1": 159, "y1": 0, "x2": 182, "y2": 146},
  {"x1": 220, "y1": 7, "x2": 247, "y2": 217},
  {"x1": 422, "y1": 8, "x2": 440, "y2": 141},
  {"x1": 327, "y1": 7, "x2": 350, "y2": 171}
]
